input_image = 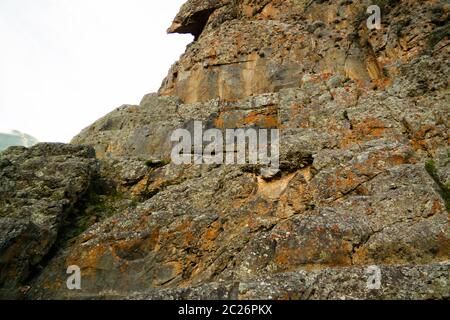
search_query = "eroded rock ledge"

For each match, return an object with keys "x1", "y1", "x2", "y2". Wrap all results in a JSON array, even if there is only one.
[{"x1": 160, "y1": 0, "x2": 450, "y2": 103}]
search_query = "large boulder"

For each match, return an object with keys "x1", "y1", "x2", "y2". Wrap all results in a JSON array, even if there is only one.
[{"x1": 0, "y1": 144, "x2": 97, "y2": 299}]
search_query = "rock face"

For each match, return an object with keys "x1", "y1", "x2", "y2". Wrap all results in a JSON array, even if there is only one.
[
  {"x1": 0, "y1": 0, "x2": 449, "y2": 299},
  {"x1": 129, "y1": 262, "x2": 450, "y2": 300},
  {"x1": 159, "y1": 0, "x2": 450, "y2": 103},
  {"x1": 0, "y1": 144, "x2": 97, "y2": 298}
]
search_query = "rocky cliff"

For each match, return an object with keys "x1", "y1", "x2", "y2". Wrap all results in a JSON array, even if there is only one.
[{"x1": 0, "y1": 0, "x2": 449, "y2": 300}]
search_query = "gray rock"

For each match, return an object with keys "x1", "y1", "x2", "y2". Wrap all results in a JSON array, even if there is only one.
[{"x1": 0, "y1": 143, "x2": 97, "y2": 299}]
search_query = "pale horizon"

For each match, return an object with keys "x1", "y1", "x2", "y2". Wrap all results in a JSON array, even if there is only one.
[{"x1": 0, "y1": 0, "x2": 192, "y2": 143}]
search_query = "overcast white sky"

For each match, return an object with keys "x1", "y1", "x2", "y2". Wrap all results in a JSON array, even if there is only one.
[{"x1": 0, "y1": 0, "x2": 191, "y2": 142}]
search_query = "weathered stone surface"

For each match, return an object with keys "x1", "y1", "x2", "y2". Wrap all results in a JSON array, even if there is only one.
[
  {"x1": 160, "y1": 0, "x2": 450, "y2": 103},
  {"x1": 129, "y1": 262, "x2": 450, "y2": 300},
  {"x1": 27, "y1": 140, "x2": 449, "y2": 298},
  {"x1": 72, "y1": 95, "x2": 184, "y2": 160},
  {"x1": 0, "y1": 144, "x2": 98, "y2": 299},
  {"x1": 15, "y1": 86, "x2": 450, "y2": 300}
]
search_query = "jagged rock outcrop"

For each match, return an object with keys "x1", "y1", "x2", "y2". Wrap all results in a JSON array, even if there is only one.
[
  {"x1": 159, "y1": 0, "x2": 450, "y2": 103},
  {"x1": 0, "y1": 0, "x2": 449, "y2": 300},
  {"x1": 0, "y1": 144, "x2": 98, "y2": 299}
]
